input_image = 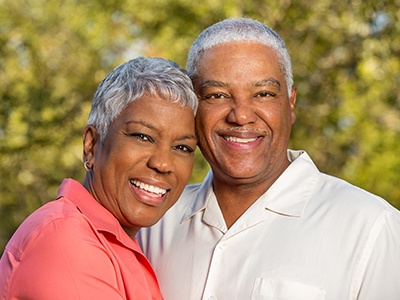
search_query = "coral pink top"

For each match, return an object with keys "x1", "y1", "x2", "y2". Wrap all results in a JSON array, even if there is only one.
[{"x1": 0, "y1": 178, "x2": 163, "y2": 300}]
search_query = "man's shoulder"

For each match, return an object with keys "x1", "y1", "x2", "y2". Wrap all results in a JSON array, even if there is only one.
[
  {"x1": 315, "y1": 171, "x2": 399, "y2": 218},
  {"x1": 291, "y1": 150, "x2": 400, "y2": 219}
]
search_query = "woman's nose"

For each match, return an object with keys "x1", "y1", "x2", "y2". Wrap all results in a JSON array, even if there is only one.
[{"x1": 147, "y1": 147, "x2": 174, "y2": 174}]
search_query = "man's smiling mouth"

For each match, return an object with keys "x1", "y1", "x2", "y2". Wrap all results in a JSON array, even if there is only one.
[{"x1": 223, "y1": 136, "x2": 258, "y2": 143}]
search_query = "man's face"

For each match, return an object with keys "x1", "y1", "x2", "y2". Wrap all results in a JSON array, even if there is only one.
[{"x1": 193, "y1": 41, "x2": 296, "y2": 185}]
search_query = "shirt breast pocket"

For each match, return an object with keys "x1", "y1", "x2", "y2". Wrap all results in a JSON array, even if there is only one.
[{"x1": 251, "y1": 278, "x2": 327, "y2": 300}]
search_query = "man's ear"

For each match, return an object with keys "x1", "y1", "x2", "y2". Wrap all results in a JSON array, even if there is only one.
[
  {"x1": 82, "y1": 125, "x2": 100, "y2": 169},
  {"x1": 289, "y1": 85, "x2": 297, "y2": 125}
]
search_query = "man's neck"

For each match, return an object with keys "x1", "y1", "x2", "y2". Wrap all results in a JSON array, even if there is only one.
[
  {"x1": 212, "y1": 159, "x2": 290, "y2": 229},
  {"x1": 212, "y1": 177, "x2": 273, "y2": 229}
]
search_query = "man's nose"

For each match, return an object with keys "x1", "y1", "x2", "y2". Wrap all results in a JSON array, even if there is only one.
[{"x1": 226, "y1": 99, "x2": 257, "y2": 125}]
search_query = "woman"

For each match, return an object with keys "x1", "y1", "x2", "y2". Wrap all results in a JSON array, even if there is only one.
[{"x1": 0, "y1": 57, "x2": 198, "y2": 299}]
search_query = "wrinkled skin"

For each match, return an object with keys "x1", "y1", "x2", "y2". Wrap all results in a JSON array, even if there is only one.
[
  {"x1": 193, "y1": 42, "x2": 297, "y2": 226},
  {"x1": 83, "y1": 94, "x2": 197, "y2": 237}
]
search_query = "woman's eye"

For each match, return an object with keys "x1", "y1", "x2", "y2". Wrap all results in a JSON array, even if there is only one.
[
  {"x1": 131, "y1": 133, "x2": 153, "y2": 143},
  {"x1": 174, "y1": 144, "x2": 195, "y2": 153}
]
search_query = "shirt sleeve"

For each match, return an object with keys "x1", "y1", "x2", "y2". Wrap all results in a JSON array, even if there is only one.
[
  {"x1": 353, "y1": 209, "x2": 400, "y2": 299},
  {"x1": 5, "y1": 215, "x2": 126, "y2": 300}
]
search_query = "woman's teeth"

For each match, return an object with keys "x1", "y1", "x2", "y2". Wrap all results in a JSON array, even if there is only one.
[{"x1": 131, "y1": 180, "x2": 167, "y2": 195}]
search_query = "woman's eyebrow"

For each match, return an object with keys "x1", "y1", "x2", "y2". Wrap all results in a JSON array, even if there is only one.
[
  {"x1": 125, "y1": 120, "x2": 156, "y2": 131},
  {"x1": 177, "y1": 134, "x2": 198, "y2": 142}
]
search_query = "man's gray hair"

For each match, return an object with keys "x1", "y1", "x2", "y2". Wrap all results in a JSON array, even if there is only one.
[
  {"x1": 186, "y1": 18, "x2": 294, "y2": 96},
  {"x1": 87, "y1": 57, "x2": 198, "y2": 141}
]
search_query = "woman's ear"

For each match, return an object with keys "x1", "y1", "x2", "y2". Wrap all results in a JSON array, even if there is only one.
[{"x1": 82, "y1": 125, "x2": 100, "y2": 169}]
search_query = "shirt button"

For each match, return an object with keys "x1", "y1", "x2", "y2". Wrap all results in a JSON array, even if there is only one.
[{"x1": 218, "y1": 242, "x2": 227, "y2": 250}]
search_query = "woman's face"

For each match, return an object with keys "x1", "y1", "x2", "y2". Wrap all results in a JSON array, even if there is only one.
[{"x1": 83, "y1": 93, "x2": 197, "y2": 237}]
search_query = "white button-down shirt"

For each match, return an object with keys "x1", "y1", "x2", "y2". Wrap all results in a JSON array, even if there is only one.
[{"x1": 138, "y1": 150, "x2": 400, "y2": 300}]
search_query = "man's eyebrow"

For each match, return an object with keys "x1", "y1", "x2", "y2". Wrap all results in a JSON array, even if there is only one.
[
  {"x1": 199, "y1": 79, "x2": 281, "y2": 90},
  {"x1": 199, "y1": 80, "x2": 228, "y2": 90},
  {"x1": 253, "y1": 79, "x2": 281, "y2": 90}
]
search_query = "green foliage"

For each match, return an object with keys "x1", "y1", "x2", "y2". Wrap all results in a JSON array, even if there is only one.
[
  {"x1": 130, "y1": 0, "x2": 400, "y2": 205},
  {"x1": 1, "y1": 0, "x2": 399, "y2": 254},
  {"x1": 0, "y1": 0, "x2": 136, "y2": 251}
]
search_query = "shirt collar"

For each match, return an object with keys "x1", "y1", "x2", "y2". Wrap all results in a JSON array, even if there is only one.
[
  {"x1": 182, "y1": 171, "x2": 214, "y2": 221},
  {"x1": 57, "y1": 179, "x2": 140, "y2": 250},
  {"x1": 261, "y1": 150, "x2": 319, "y2": 217},
  {"x1": 182, "y1": 150, "x2": 320, "y2": 222}
]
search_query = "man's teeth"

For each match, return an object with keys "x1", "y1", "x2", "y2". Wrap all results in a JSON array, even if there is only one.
[
  {"x1": 131, "y1": 180, "x2": 166, "y2": 195},
  {"x1": 224, "y1": 136, "x2": 257, "y2": 143}
]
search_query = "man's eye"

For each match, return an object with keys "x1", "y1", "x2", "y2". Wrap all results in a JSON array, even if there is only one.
[
  {"x1": 205, "y1": 93, "x2": 227, "y2": 99},
  {"x1": 255, "y1": 91, "x2": 276, "y2": 98},
  {"x1": 174, "y1": 144, "x2": 195, "y2": 153}
]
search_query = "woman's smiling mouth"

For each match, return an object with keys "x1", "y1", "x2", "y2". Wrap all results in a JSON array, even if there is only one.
[{"x1": 130, "y1": 180, "x2": 167, "y2": 196}]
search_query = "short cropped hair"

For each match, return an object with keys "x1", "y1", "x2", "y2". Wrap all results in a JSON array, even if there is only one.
[
  {"x1": 87, "y1": 57, "x2": 198, "y2": 141},
  {"x1": 187, "y1": 18, "x2": 294, "y2": 96}
]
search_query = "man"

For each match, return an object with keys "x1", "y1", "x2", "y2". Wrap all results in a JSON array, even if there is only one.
[{"x1": 138, "y1": 18, "x2": 400, "y2": 300}]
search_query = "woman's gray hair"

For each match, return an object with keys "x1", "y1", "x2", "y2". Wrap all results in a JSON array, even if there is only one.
[
  {"x1": 87, "y1": 57, "x2": 198, "y2": 141},
  {"x1": 187, "y1": 18, "x2": 294, "y2": 96}
]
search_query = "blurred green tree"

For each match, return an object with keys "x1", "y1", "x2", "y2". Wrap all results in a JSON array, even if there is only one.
[
  {"x1": 1, "y1": 0, "x2": 399, "y2": 254},
  {"x1": 130, "y1": 0, "x2": 400, "y2": 202},
  {"x1": 0, "y1": 0, "x2": 138, "y2": 251}
]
